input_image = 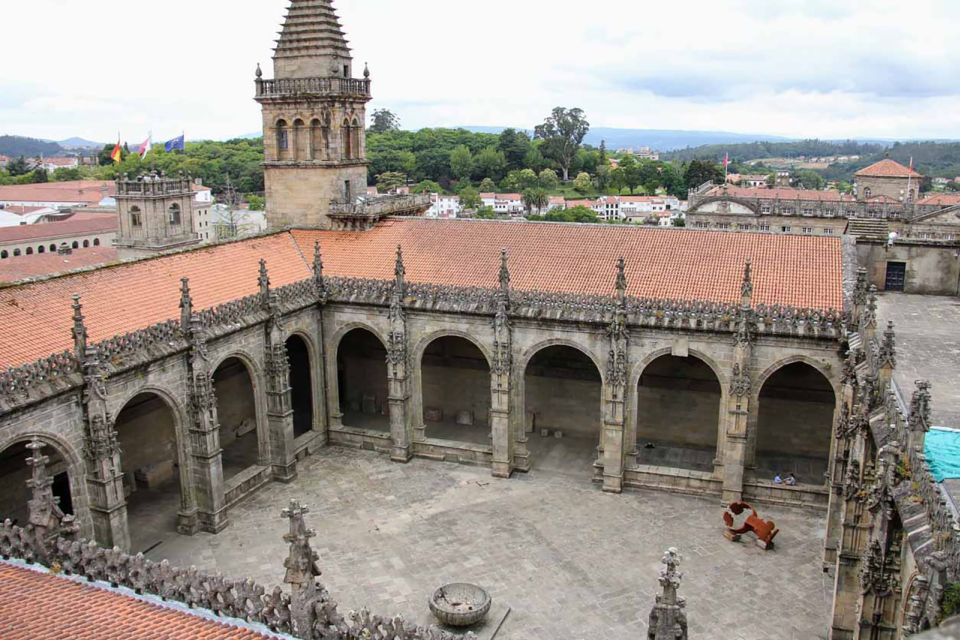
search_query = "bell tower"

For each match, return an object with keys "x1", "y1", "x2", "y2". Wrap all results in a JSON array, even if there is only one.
[
  {"x1": 255, "y1": 0, "x2": 371, "y2": 229},
  {"x1": 114, "y1": 173, "x2": 200, "y2": 260}
]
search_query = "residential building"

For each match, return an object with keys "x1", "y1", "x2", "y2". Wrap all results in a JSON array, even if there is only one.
[
  {"x1": 211, "y1": 203, "x2": 268, "y2": 240},
  {"x1": 0, "y1": 212, "x2": 117, "y2": 261},
  {"x1": 854, "y1": 158, "x2": 922, "y2": 202},
  {"x1": 0, "y1": 180, "x2": 115, "y2": 209},
  {"x1": 39, "y1": 156, "x2": 80, "y2": 172},
  {"x1": 427, "y1": 193, "x2": 461, "y2": 218},
  {"x1": 480, "y1": 192, "x2": 524, "y2": 215}
]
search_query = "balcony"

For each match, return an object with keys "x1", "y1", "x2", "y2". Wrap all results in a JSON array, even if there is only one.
[{"x1": 255, "y1": 76, "x2": 371, "y2": 100}]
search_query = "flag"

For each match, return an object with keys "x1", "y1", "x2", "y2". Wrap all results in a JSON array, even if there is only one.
[
  {"x1": 164, "y1": 134, "x2": 185, "y2": 152},
  {"x1": 723, "y1": 152, "x2": 729, "y2": 169},
  {"x1": 110, "y1": 140, "x2": 122, "y2": 164},
  {"x1": 138, "y1": 134, "x2": 152, "y2": 159}
]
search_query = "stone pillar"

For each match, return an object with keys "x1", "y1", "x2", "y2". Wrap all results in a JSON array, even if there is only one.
[
  {"x1": 721, "y1": 260, "x2": 755, "y2": 504},
  {"x1": 491, "y1": 249, "x2": 514, "y2": 478},
  {"x1": 386, "y1": 246, "x2": 413, "y2": 462},
  {"x1": 181, "y1": 280, "x2": 229, "y2": 533},
  {"x1": 311, "y1": 241, "x2": 330, "y2": 445},
  {"x1": 261, "y1": 261, "x2": 297, "y2": 482},
  {"x1": 601, "y1": 258, "x2": 630, "y2": 494},
  {"x1": 73, "y1": 296, "x2": 130, "y2": 550}
]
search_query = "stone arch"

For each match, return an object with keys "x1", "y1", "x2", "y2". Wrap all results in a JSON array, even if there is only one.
[
  {"x1": 517, "y1": 338, "x2": 605, "y2": 381},
  {"x1": 686, "y1": 195, "x2": 762, "y2": 216},
  {"x1": 71, "y1": 241, "x2": 79, "y2": 249},
  {"x1": 341, "y1": 117, "x2": 353, "y2": 160},
  {"x1": 416, "y1": 332, "x2": 493, "y2": 445},
  {"x1": 276, "y1": 118, "x2": 290, "y2": 159},
  {"x1": 82, "y1": 240, "x2": 90, "y2": 248},
  {"x1": 292, "y1": 118, "x2": 305, "y2": 161},
  {"x1": 14, "y1": 248, "x2": 22, "y2": 257},
  {"x1": 113, "y1": 388, "x2": 191, "y2": 549},
  {"x1": 632, "y1": 348, "x2": 724, "y2": 472},
  {"x1": 285, "y1": 331, "x2": 317, "y2": 438},
  {"x1": 334, "y1": 325, "x2": 390, "y2": 432},
  {"x1": 753, "y1": 358, "x2": 837, "y2": 486},
  {"x1": 0, "y1": 431, "x2": 86, "y2": 530},
  {"x1": 211, "y1": 352, "x2": 266, "y2": 479},
  {"x1": 37, "y1": 245, "x2": 45, "y2": 254},
  {"x1": 309, "y1": 118, "x2": 324, "y2": 160},
  {"x1": 93, "y1": 238, "x2": 100, "y2": 246}
]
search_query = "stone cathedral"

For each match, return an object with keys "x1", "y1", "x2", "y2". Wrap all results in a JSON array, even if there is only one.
[{"x1": 0, "y1": 2, "x2": 958, "y2": 639}]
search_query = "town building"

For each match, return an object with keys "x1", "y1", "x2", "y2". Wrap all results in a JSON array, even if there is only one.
[
  {"x1": 0, "y1": 212, "x2": 116, "y2": 263},
  {"x1": 0, "y1": 180, "x2": 115, "y2": 209},
  {"x1": 426, "y1": 193, "x2": 461, "y2": 218},
  {"x1": 726, "y1": 173, "x2": 769, "y2": 188},
  {"x1": 39, "y1": 156, "x2": 80, "y2": 172},
  {"x1": 480, "y1": 192, "x2": 523, "y2": 215},
  {"x1": 113, "y1": 173, "x2": 202, "y2": 260},
  {"x1": 854, "y1": 158, "x2": 922, "y2": 202}
]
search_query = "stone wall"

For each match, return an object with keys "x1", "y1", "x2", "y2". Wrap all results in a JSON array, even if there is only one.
[{"x1": 857, "y1": 240, "x2": 960, "y2": 295}]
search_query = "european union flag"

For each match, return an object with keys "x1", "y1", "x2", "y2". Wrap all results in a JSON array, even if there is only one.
[{"x1": 164, "y1": 135, "x2": 185, "y2": 152}]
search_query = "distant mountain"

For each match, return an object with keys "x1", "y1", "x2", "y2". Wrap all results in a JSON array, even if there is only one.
[
  {"x1": 461, "y1": 126, "x2": 793, "y2": 151},
  {"x1": 58, "y1": 137, "x2": 105, "y2": 150},
  {"x1": 0, "y1": 135, "x2": 63, "y2": 158}
]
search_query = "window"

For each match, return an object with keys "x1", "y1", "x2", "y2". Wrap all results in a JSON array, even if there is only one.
[
  {"x1": 26, "y1": 247, "x2": 33, "y2": 255},
  {"x1": 13, "y1": 249, "x2": 21, "y2": 257},
  {"x1": 760, "y1": 205, "x2": 771, "y2": 214},
  {"x1": 130, "y1": 206, "x2": 142, "y2": 227},
  {"x1": 168, "y1": 203, "x2": 181, "y2": 226},
  {"x1": 343, "y1": 64, "x2": 349, "y2": 77},
  {"x1": 277, "y1": 120, "x2": 289, "y2": 153},
  {"x1": 83, "y1": 239, "x2": 90, "y2": 248},
  {"x1": 93, "y1": 238, "x2": 100, "y2": 246},
  {"x1": 824, "y1": 228, "x2": 834, "y2": 235},
  {"x1": 49, "y1": 244, "x2": 56, "y2": 252},
  {"x1": 0, "y1": 250, "x2": 7, "y2": 259},
  {"x1": 72, "y1": 241, "x2": 79, "y2": 249},
  {"x1": 863, "y1": 187, "x2": 872, "y2": 198},
  {"x1": 759, "y1": 224, "x2": 770, "y2": 231},
  {"x1": 802, "y1": 208, "x2": 815, "y2": 216},
  {"x1": 802, "y1": 227, "x2": 813, "y2": 234},
  {"x1": 781, "y1": 226, "x2": 791, "y2": 233},
  {"x1": 38, "y1": 245, "x2": 45, "y2": 254},
  {"x1": 737, "y1": 223, "x2": 751, "y2": 230}
]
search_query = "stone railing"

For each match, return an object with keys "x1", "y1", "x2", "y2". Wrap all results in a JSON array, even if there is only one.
[
  {"x1": 329, "y1": 194, "x2": 432, "y2": 219},
  {"x1": 97, "y1": 320, "x2": 184, "y2": 371},
  {"x1": 255, "y1": 76, "x2": 371, "y2": 100},
  {"x1": 116, "y1": 177, "x2": 193, "y2": 197},
  {"x1": 0, "y1": 351, "x2": 81, "y2": 412}
]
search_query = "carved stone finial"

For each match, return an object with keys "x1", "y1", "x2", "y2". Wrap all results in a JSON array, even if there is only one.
[
  {"x1": 179, "y1": 277, "x2": 192, "y2": 331},
  {"x1": 255, "y1": 62, "x2": 262, "y2": 79},
  {"x1": 648, "y1": 547, "x2": 688, "y2": 640},
  {"x1": 498, "y1": 248, "x2": 510, "y2": 293},
  {"x1": 615, "y1": 256, "x2": 627, "y2": 304},
  {"x1": 909, "y1": 380, "x2": 932, "y2": 433},
  {"x1": 863, "y1": 285, "x2": 878, "y2": 329},
  {"x1": 258, "y1": 259, "x2": 270, "y2": 298},
  {"x1": 854, "y1": 268, "x2": 869, "y2": 307},
  {"x1": 281, "y1": 499, "x2": 321, "y2": 590},
  {"x1": 26, "y1": 439, "x2": 77, "y2": 546},
  {"x1": 878, "y1": 320, "x2": 896, "y2": 368},
  {"x1": 71, "y1": 294, "x2": 87, "y2": 360},
  {"x1": 394, "y1": 245, "x2": 406, "y2": 293},
  {"x1": 313, "y1": 241, "x2": 324, "y2": 280},
  {"x1": 363, "y1": 62, "x2": 370, "y2": 79},
  {"x1": 741, "y1": 258, "x2": 753, "y2": 302}
]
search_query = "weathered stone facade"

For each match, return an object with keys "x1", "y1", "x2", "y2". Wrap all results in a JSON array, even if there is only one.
[{"x1": 114, "y1": 174, "x2": 200, "y2": 260}]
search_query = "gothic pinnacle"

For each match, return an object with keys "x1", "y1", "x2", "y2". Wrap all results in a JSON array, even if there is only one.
[
  {"x1": 71, "y1": 294, "x2": 87, "y2": 360},
  {"x1": 499, "y1": 248, "x2": 510, "y2": 292},
  {"x1": 259, "y1": 259, "x2": 270, "y2": 297},
  {"x1": 615, "y1": 256, "x2": 627, "y2": 303},
  {"x1": 313, "y1": 240, "x2": 324, "y2": 281},
  {"x1": 179, "y1": 277, "x2": 193, "y2": 330},
  {"x1": 741, "y1": 258, "x2": 753, "y2": 300},
  {"x1": 394, "y1": 245, "x2": 406, "y2": 290}
]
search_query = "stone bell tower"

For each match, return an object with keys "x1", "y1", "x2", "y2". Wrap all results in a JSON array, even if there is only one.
[
  {"x1": 114, "y1": 173, "x2": 200, "y2": 260},
  {"x1": 255, "y1": 0, "x2": 371, "y2": 229}
]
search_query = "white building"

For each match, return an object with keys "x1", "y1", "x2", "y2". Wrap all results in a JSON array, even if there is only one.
[
  {"x1": 427, "y1": 194, "x2": 462, "y2": 219},
  {"x1": 480, "y1": 192, "x2": 524, "y2": 216},
  {"x1": 191, "y1": 182, "x2": 214, "y2": 242}
]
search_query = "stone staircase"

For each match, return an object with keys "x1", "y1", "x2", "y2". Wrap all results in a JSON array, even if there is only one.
[{"x1": 847, "y1": 218, "x2": 890, "y2": 240}]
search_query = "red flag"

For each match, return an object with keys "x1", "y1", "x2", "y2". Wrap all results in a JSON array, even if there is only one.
[{"x1": 723, "y1": 152, "x2": 729, "y2": 168}]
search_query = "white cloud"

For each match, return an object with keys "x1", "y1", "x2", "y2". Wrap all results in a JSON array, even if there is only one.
[{"x1": 2, "y1": 0, "x2": 959, "y2": 142}]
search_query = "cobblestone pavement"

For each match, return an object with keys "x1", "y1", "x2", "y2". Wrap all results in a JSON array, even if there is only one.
[
  {"x1": 877, "y1": 293, "x2": 960, "y2": 428},
  {"x1": 146, "y1": 447, "x2": 833, "y2": 640}
]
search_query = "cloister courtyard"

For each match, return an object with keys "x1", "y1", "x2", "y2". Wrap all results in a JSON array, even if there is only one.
[{"x1": 133, "y1": 444, "x2": 833, "y2": 640}]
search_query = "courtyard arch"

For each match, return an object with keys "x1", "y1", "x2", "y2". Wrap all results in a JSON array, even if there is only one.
[
  {"x1": 634, "y1": 352, "x2": 722, "y2": 472},
  {"x1": 419, "y1": 335, "x2": 492, "y2": 446},
  {"x1": 114, "y1": 390, "x2": 187, "y2": 550},
  {"x1": 336, "y1": 327, "x2": 389, "y2": 433},
  {"x1": 755, "y1": 361, "x2": 836, "y2": 486},
  {"x1": 212, "y1": 356, "x2": 263, "y2": 480},
  {"x1": 0, "y1": 438, "x2": 75, "y2": 527},
  {"x1": 522, "y1": 343, "x2": 603, "y2": 474},
  {"x1": 286, "y1": 334, "x2": 315, "y2": 438}
]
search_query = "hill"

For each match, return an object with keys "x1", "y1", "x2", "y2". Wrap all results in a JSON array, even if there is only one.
[
  {"x1": 0, "y1": 135, "x2": 63, "y2": 158},
  {"x1": 57, "y1": 137, "x2": 104, "y2": 150},
  {"x1": 463, "y1": 126, "x2": 792, "y2": 151}
]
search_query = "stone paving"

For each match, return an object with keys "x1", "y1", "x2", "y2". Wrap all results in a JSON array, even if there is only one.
[
  {"x1": 141, "y1": 445, "x2": 834, "y2": 640},
  {"x1": 876, "y1": 293, "x2": 960, "y2": 428}
]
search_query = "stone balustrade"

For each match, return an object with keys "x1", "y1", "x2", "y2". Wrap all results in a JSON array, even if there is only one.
[{"x1": 255, "y1": 76, "x2": 371, "y2": 100}]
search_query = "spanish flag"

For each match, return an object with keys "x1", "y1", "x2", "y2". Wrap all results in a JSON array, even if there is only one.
[{"x1": 111, "y1": 140, "x2": 122, "y2": 164}]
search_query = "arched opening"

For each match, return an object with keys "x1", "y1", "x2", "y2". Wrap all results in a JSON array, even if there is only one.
[
  {"x1": 167, "y1": 203, "x2": 181, "y2": 226},
  {"x1": 25, "y1": 247, "x2": 33, "y2": 255},
  {"x1": 115, "y1": 392, "x2": 183, "y2": 550},
  {"x1": 71, "y1": 241, "x2": 79, "y2": 249},
  {"x1": 0, "y1": 440, "x2": 73, "y2": 526},
  {"x1": 93, "y1": 238, "x2": 100, "y2": 246},
  {"x1": 49, "y1": 244, "x2": 56, "y2": 252},
  {"x1": 341, "y1": 119, "x2": 353, "y2": 160},
  {"x1": 276, "y1": 119, "x2": 289, "y2": 160},
  {"x1": 212, "y1": 357, "x2": 261, "y2": 480},
  {"x1": 336, "y1": 328, "x2": 389, "y2": 432},
  {"x1": 523, "y1": 345, "x2": 602, "y2": 474},
  {"x1": 37, "y1": 245, "x2": 45, "y2": 254},
  {"x1": 293, "y1": 118, "x2": 305, "y2": 161},
  {"x1": 129, "y1": 206, "x2": 142, "y2": 228},
  {"x1": 309, "y1": 118, "x2": 323, "y2": 160},
  {"x1": 350, "y1": 118, "x2": 361, "y2": 160},
  {"x1": 756, "y1": 362, "x2": 835, "y2": 486},
  {"x1": 82, "y1": 240, "x2": 90, "y2": 248},
  {"x1": 421, "y1": 336, "x2": 491, "y2": 445},
  {"x1": 0, "y1": 250, "x2": 7, "y2": 259},
  {"x1": 13, "y1": 249, "x2": 21, "y2": 257},
  {"x1": 286, "y1": 335, "x2": 314, "y2": 438},
  {"x1": 635, "y1": 354, "x2": 721, "y2": 472}
]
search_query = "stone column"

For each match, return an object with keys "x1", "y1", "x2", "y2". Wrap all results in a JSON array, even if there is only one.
[
  {"x1": 601, "y1": 258, "x2": 630, "y2": 494},
  {"x1": 386, "y1": 246, "x2": 413, "y2": 462},
  {"x1": 73, "y1": 296, "x2": 130, "y2": 550},
  {"x1": 181, "y1": 280, "x2": 229, "y2": 533},
  {"x1": 311, "y1": 242, "x2": 329, "y2": 445},
  {"x1": 491, "y1": 250, "x2": 514, "y2": 478},
  {"x1": 721, "y1": 261, "x2": 755, "y2": 504},
  {"x1": 261, "y1": 260, "x2": 298, "y2": 482}
]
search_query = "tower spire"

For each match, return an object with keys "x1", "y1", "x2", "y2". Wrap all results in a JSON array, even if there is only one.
[{"x1": 273, "y1": 0, "x2": 353, "y2": 80}]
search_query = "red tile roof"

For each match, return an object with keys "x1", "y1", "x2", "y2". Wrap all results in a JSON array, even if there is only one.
[
  {"x1": 0, "y1": 219, "x2": 844, "y2": 368},
  {"x1": 919, "y1": 193, "x2": 960, "y2": 207},
  {"x1": 0, "y1": 216, "x2": 117, "y2": 244},
  {"x1": 706, "y1": 185, "x2": 854, "y2": 203},
  {"x1": 855, "y1": 159, "x2": 922, "y2": 178},
  {"x1": 1, "y1": 205, "x2": 49, "y2": 216},
  {"x1": 0, "y1": 561, "x2": 278, "y2": 640},
  {"x1": 0, "y1": 247, "x2": 119, "y2": 284},
  {"x1": 0, "y1": 181, "x2": 115, "y2": 205}
]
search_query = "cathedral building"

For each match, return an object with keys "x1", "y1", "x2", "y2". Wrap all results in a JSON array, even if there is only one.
[{"x1": 0, "y1": 2, "x2": 958, "y2": 639}]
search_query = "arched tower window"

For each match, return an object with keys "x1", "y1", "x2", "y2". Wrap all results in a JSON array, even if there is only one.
[
  {"x1": 130, "y1": 205, "x2": 142, "y2": 227},
  {"x1": 37, "y1": 245, "x2": 45, "y2": 254},
  {"x1": 341, "y1": 118, "x2": 352, "y2": 160},
  {"x1": 276, "y1": 119, "x2": 289, "y2": 159},
  {"x1": 168, "y1": 203, "x2": 181, "y2": 226},
  {"x1": 350, "y1": 117, "x2": 362, "y2": 161},
  {"x1": 293, "y1": 119, "x2": 305, "y2": 161},
  {"x1": 25, "y1": 247, "x2": 33, "y2": 255},
  {"x1": 310, "y1": 118, "x2": 323, "y2": 161},
  {"x1": 71, "y1": 241, "x2": 79, "y2": 249}
]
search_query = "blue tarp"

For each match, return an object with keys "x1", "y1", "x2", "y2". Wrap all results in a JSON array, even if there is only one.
[{"x1": 925, "y1": 427, "x2": 960, "y2": 482}]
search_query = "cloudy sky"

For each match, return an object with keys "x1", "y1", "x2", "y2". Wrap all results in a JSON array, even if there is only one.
[{"x1": 4, "y1": 0, "x2": 959, "y2": 143}]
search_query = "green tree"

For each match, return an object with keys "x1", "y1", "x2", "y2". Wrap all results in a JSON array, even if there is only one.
[
  {"x1": 534, "y1": 107, "x2": 590, "y2": 181},
  {"x1": 497, "y1": 128, "x2": 532, "y2": 171},
  {"x1": 474, "y1": 205, "x2": 497, "y2": 219},
  {"x1": 6, "y1": 156, "x2": 30, "y2": 176},
  {"x1": 449, "y1": 145, "x2": 474, "y2": 181},
  {"x1": 52, "y1": 167, "x2": 83, "y2": 181},
  {"x1": 794, "y1": 169, "x2": 825, "y2": 190},
  {"x1": 594, "y1": 164, "x2": 611, "y2": 192},
  {"x1": 459, "y1": 186, "x2": 481, "y2": 210},
  {"x1": 245, "y1": 194, "x2": 265, "y2": 210},
  {"x1": 30, "y1": 168, "x2": 48, "y2": 183},
  {"x1": 376, "y1": 171, "x2": 407, "y2": 192},
  {"x1": 369, "y1": 109, "x2": 401, "y2": 133},
  {"x1": 572, "y1": 171, "x2": 593, "y2": 194},
  {"x1": 522, "y1": 187, "x2": 549, "y2": 214},
  {"x1": 617, "y1": 155, "x2": 642, "y2": 194},
  {"x1": 537, "y1": 205, "x2": 598, "y2": 223},
  {"x1": 502, "y1": 168, "x2": 538, "y2": 192},
  {"x1": 474, "y1": 147, "x2": 507, "y2": 182},
  {"x1": 538, "y1": 168, "x2": 560, "y2": 191},
  {"x1": 683, "y1": 159, "x2": 723, "y2": 190},
  {"x1": 412, "y1": 179, "x2": 443, "y2": 194},
  {"x1": 478, "y1": 177, "x2": 497, "y2": 192}
]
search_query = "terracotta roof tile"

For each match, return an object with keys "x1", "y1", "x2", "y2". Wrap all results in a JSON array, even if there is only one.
[
  {"x1": 855, "y1": 159, "x2": 922, "y2": 178},
  {"x1": 0, "y1": 217, "x2": 117, "y2": 243},
  {"x1": 919, "y1": 193, "x2": 960, "y2": 207},
  {"x1": 0, "y1": 180, "x2": 115, "y2": 205},
  {"x1": 0, "y1": 220, "x2": 844, "y2": 369},
  {"x1": 0, "y1": 561, "x2": 278, "y2": 639},
  {"x1": 706, "y1": 185, "x2": 855, "y2": 203},
  {"x1": 0, "y1": 248, "x2": 120, "y2": 283}
]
